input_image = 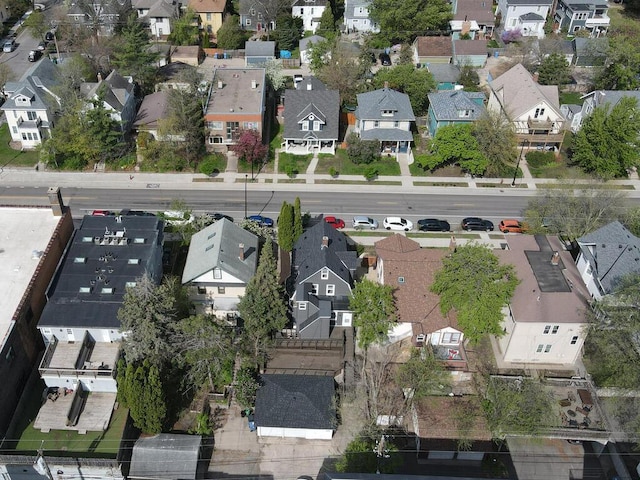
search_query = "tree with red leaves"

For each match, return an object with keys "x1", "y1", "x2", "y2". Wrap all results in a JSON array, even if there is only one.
[{"x1": 230, "y1": 129, "x2": 268, "y2": 167}]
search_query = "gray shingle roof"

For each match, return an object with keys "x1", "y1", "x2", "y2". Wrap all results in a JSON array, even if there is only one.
[
  {"x1": 428, "y1": 90, "x2": 485, "y2": 122},
  {"x1": 129, "y1": 434, "x2": 202, "y2": 480},
  {"x1": 359, "y1": 128, "x2": 414, "y2": 141},
  {"x1": 573, "y1": 37, "x2": 608, "y2": 55},
  {"x1": 182, "y1": 219, "x2": 259, "y2": 284},
  {"x1": 299, "y1": 35, "x2": 327, "y2": 51},
  {"x1": 255, "y1": 374, "x2": 335, "y2": 430},
  {"x1": 344, "y1": 0, "x2": 372, "y2": 19},
  {"x1": 506, "y1": 0, "x2": 552, "y2": 4},
  {"x1": 283, "y1": 88, "x2": 340, "y2": 141},
  {"x1": 80, "y1": 70, "x2": 134, "y2": 113},
  {"x1": 519, "y1": 12, "x2": 544, "y2": 20},
  {"x1": 134, "y1": 90, "x2": 170, "y2": 129},
  {"x1": 578, "y1": 221, "x2": 640, "y2": 294},
  {"x1": 427, "y1": 63, "x2": 461, "y2": 84},
  {"x1": 2, "y1": 59, "x2": 60, "y2": 114},
  {"x1": 245, "y1": 40, "x2": 276, "y2": 57},
  {"x1": 355, "y1": 87, "x2": 415, "y2": 121},
  {"x1": 592, "y1": 90, "x2": 640, "y2": 110}
]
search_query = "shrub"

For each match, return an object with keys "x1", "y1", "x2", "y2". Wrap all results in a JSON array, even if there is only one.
[
  {"x1": 284, "y1": 161, "x2": 298, "y2": 177},
  {"x1": 364, "y1": 165, "x2": 378, "y2": 180},
  {"x1": 346, "y1": 133, "x2": 380, "y2": 164},
  {"x1": 525, "y1": 151, "x2": 556, "y2": 169},
  {"x1": 329, "y1": 166, "x2": 338, "y2": 177},
  {"x1": 199, "y1": 154, "x2": 222, "y2": 175}
]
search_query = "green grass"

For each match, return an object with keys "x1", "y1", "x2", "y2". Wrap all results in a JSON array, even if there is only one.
[
  {"x1": 413, "y1": 181, "x2": 468, "y2": 187},
  {"x1": 270, "y1": 122, "x2": 283, "y2": 152},
  {"x1": 315, "y1": 149, "x2": 401, "y2": 176},
  {"x1": 199, "y1": 153, "x2": 227, "y2": 174},
  {"x1": 407, "y1": 232, "x2": 480, "y2": 239},
  {"x1": 315, "y1": 179, "x2": 402, "y2": 185},
  {"x1": 278, "y1": 152, "x2": 312, "y2": 174},
  {"x1": 559, "y1": 91, "x2": 584, "y2": 105},
  {"x1": 0, "y1": 124, "x2": 40, "y2": 167},
  {"x1": 347, "y1": 231, "x2": 395, "y2": 237}
]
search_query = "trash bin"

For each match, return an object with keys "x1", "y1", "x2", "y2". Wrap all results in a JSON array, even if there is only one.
[
  {"x1": 223, "y1": 52, "x2": 228, "y2": 59},
  {"x1": 494, "y1": 50, "x2": 499, "y2": 58}
]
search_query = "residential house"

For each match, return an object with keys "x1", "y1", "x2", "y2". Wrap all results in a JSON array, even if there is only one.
[
  {"x1": 494, "y1": 235, "x2": 590, "y2": 366},
  {"x1": 413, "y1": 36, "x2": 453, "y2": 67},
  {"x1": 80, "y1": 70, "x2": 137, "y2": 133},
  {"x1": 343, "y1": 0, "x2": 379, "y2": 33},
  {"x1": 291, "y1": 221, "x2": 358, "y2": 339},
  {"x1": 133, "y1": 0, "x2": 179, "y2": 38},
  {"x1": 354, "y1": 85, "x2": 415, "y2": 157},
  {"x1": 452, "y1": 38, "x2": 488, "y2": 66},
  {"x1": 181, "y1": 218, "x2": 259, "y2": 318},
  {"x1": 155, "y1": 61, "x2": 199, "y2": 91},
  {"x1": 374, "y1": 235, "x2": 467, "y2": 370},
  {"x1": 255, "y1": 374, "x2": 336, "y2": 439},
  {"x1": 427, "y1": 90, "x2": 485, "y2": 137},
  {"x1": 292, "y1": 0, "x2": 327, "y2": 33},
  {"x1": 189, "y1": 0, "x2": 226, "y2": 37},
  {"x1": 563, "y1": 89, "x2": 640, "y2": 133},
  {"x1": 133, "y1": 90, "x2": 170, "y2": 140},
  {"x1": 204, "y1": 68, "x2": 266, "y2": 150},
  {"x1": 1, "y1": 59, "x2": 60, "y2": 149},
  {"x1": 450, "y1": 19, "x2": 481, "y2": 40},
  {"x1": 426, "y1": 63, "x2": 461, "y2": 91},
  {"x1": 453, "y1": 0, "x2": 495, "y2": 38},
  {"x1": 299, "y1": 34, "x2": 326, "y2": 64},
  {"x1": 170, "y1": 45, "x2": 204, "y2": 66},
  {"x1": 495, "y1": 0, "x2": 552, "y2": 38},
  {"x1": 575, "y1": 221, "x2": 640, "y2": 300},
  {"x1": 239, "y1": 0, "x2": 274, "y2": 32},
  {"x1": 129, "y1": 434, "x2": 203, "y2": 480},
  {"x1": 36, "y1": 214, "x2": 163, "y2": 431},
  {"x1": 557, "y1": 39, "x2": 575, "y2": 65},
  {"x1": 245, "y1": 40, "x2": 276, "y2": 65},
  {"x1": 0, "y1": 198, "x2": 73, "y2": 439},
  {"x1": 282, "y1": 78, "x2": 340, "y2": 154},
  {"x1": 487, "y1": 63, "x2": 565, "y2": 148},
  {"x1": 66, "y1": 0, "x2": 131, "y2": 36},
  {"x1": 554, "y1": 0, "x2": 609, "y2": 37},
  {"x1": 572, "y1": 37, "x2": 608, "y2": 66}
]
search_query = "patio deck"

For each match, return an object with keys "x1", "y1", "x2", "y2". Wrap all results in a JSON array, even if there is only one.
[{"x1": 34, "y1": 392, "x2": 117, "y2": 433}]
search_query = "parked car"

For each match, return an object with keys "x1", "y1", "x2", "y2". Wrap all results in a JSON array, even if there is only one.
[
  {"x1": 417, "y1": 218, "x2": 450, "y2": 232},
  {"x1": 3, "y1": 39, "x2": 16, "y2": 52},
  {"x1": 248, "y1": 215, "x2": 274, "y2": 227},
  {"x1": 91, "y1": 210, "x2": 112, "y2": 216},
  {"x1": 36, "y1": 40, "x2": 46, "y2": 51},
  {"x1": 28, "y1": 50, "x2": 41, "y2": 62},
  {"x1": 379, "y1": 53, "x2": 391, "y2": 66},
  {"x1": 206, "y1": 212, "x2": 234, "y2": 223},
  {"x1": 352, "y1": 216, "x2": 378, "y2": 230},
  {"x1": 119, "y1": 209, "x2": 155, "y2": 217},
  {"x1": 324, "y1": 216, "x2": 345, "y2": 229},
  {"x1": 461, "y1": 217, "x2": 494, "y2": 231},
  {"x1": 45, "y1": 31, "x2": 55, "y2": 42},
  {"x1": 499, "y1": 219, "x2": 526, "y2": 233},
  {"x1": 383, "y1": 216, "x2": 413, "y2": 231}
]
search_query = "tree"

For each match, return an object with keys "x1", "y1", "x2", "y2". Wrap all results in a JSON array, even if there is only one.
[
  {"x1": 624, "y1": 206, "x2": 640, "y2": 237},
  {"x1": 396, "y1": 347, "x2": 451, "y2": 402},
  {"x1": 336, "y1": 434, "x2": 402, "y2": 474},
  {"x1": 421, "y1": 124, "x2": 489, "y2": 175},
  {"x1": 350, "y1": 278, "x2": 396, "y2": 351},
  {"x1": 537, "y1": 52, "x2": 571, "y2": 86},
  {"x1": 169, "y1": 8, "x2": 200, "y2": 45},
  {"x1": 315, "y1": 42, "x2": 368, "y2": 105},
  {"x1": 53, "y1": 54, "x2": 95, "y2": 113},
  {"x1": 216, "y1": 15, "x2": 246, "y2": 50},
  {"x1": 118, "y1": 275, "x2": 191, "y2": 365},
  {"x1": 230, "y1": 129, "x2": 268, "y2": 167},
  {"x1": 596, "y1": 37, "x2": 640, "y2": 90},
  {"x1": 524, "y1": 186, "x2": 625, "y2": 240},
  {"x1": 472, "y1": 111, "x2": 518, "y2": 177},
  {"x1": 272, "y1": 15, "x2": 302, "y2": 51},
  {"x1": 264, "y1": 59, "x2": 286, "y2": 92},
  {"x1": 571, "y1": 97, "x2": 640, "y2": 179},
  {"x1": 372, "y1": 64, "x2": 436, "y2": 115},
  {"x1": 293, "y1": 197, "x2": 303, "y2": 242},
  {"x1": 457, "y1": 64, "x2": 480, "y2": 91},
  {"x1": 23, "y1": 9, "x2": 48, "y2": 40},
  {"x1": 346, "y1": 133, "x2": 380, "y2": 164},
  {"x1": 235, "y1": 366, "x2": 261, "y2": 408},
  {"x1": 370, "y1": 0, "x2": 452, "y2": 43},
  {"x1": 117, "y1": 360, "x2": 168, "y2": 433},
  {"x1": 238, "y1": 239, "x2": 288, "y2": 364},
  {"x1": 277, "y1": 201, "x2": 295, "y2": 251},
  {"x1": 111, "y1": 15, "x2": 159, "y2": 92},
  {"x1": 431, "y1": 243, "x2": 519, "y2": 344},
  {"x1": 398, "y1": 44, "x2": 414, "y2": 65},
  {"x1": 0, "y1": 63, "x2": 15, "y2": 96},
  {"x1": 315, "y1": 6, "x2": 337, "y2": 40}
]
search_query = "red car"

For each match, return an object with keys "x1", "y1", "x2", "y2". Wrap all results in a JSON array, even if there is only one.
[
  {"x1": 91, "y1": 210, "x2": 111, "y2": 216},
  {"x1": 325, "y1": 216, "x2": 345, "y2": 229}
]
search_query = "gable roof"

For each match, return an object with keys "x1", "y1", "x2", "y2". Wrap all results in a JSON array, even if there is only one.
[
  {"x1": 255, "y1": 374, "x2": 335, "y2": 430},
  {"x1": 375, "y1": 235, "x2": 459, "y2": 334},
  {"x1": 292, "y1": 0, "x2": 327, "y2": 6},
  {"x1": 182, "y1": 219, "x2": 259, "y2": 284},
  {"x1": 453, "y1": 0, "x2": 495, "y2": 23},
  {"x1": 283, "y1": 88, "x2": 340, "y2": 141},
  {"x1": 295, "y1": 76, "x2": 327, "y2": 91},
  {"x1": 588, "y1": 90, "x2": 640, "y2": 110},
  {"x1": 427, "y1": 63, "x2": 461, "y2": 84},
  {"x1": 147, "y1": 0, "x2": 177, "y2": 17},
  {"x1": 453, "y1": 39, "x2": 488, "y2": 56},
  {"x1": 428, "y1": 90, "x2": 485, "y2": 121},
  {"x1": 129, "y1": 434, "x2": 202, "y2": 480},
  {"x1": 299, "y1": 35, "x2": 327, "y2": 51},
  {"x1": 355, "y1": 87, "x2": 416, "y2": 121},
  {"x1": 80, "y1": 70, "x2": 134, "y2": 112},
  {"x1": 188, "y1": 0, "x2": 226, "y2": 13},
  {"x1": 577, "y1": 221, "x2": 640, "y2": 294},
  {"x1": 414, "y1": 36, "x2": 453, "y2": 57},
  {"x1": 519, "y1": 11, "x2": 544, "y2": 20},
  {"x1": 489, "y1": 63, "x2": 561, "y2": 119},
  {"x1": 245, "y1": 40, "x2": 276, "y2": 57},
  {"x1": 573, "y1": 37, "x2": 608, "y2": 55},
  {"x1": 134, "y1": 91, "x2": 170, "y2": 129},
  {"x1": 2, "y1": 59, "x2": 60, "y2": 113},
  {"x1": 505, "y1": 0, "x2": 552, "y2": 4}
]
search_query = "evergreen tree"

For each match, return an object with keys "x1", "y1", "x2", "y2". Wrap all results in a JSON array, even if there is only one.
[
  {"x1": 169, "y1": 8, "x2": 200, "y2": 45},
  {"x1": 142, "y1": 362, "x2": 167, "y2": 433},
  {"x1": 277, "y1": 201, "x2": 295, "y2": 251},
  {"x1": 128, "y1": 363, "x2": 147, "y2": 428},
  {"x1": 238, "y1": 238, "x2": 288, "y2": 365},
  {"x1": 111, "y1": 15, "x2": 159, "y2": 92},
  {"x1": 315, "y1": 7, "x2": 336, "y2": 40},
  {"x1": 537, "y1": 52, "x2": 571, "y2": 86},
  {"x1": 293, "y1": 197, "x2": 303, "y2": 241},
  {"x1": 273, "y1": 15, "x2": 302, "y2": 51},
  {"x1": 216, "y1": 15, "x2": 246, "y2": 50}
]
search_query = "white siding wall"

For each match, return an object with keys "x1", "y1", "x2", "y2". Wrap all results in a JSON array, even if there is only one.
[
  {"x1": 501, "y1": 320, "x2": 585, "y2": 364},
  {"x1": 41, "y1": 374, "x2": 117, "y2": 392},
  {"x1": 576, "y1": 251, "x2": 601, "y2": 299},
  {"x1": 292, "y1": 5, "x2": 325, "y2": 32},
  {"x1": 360, "y1": 119, "x2": 411, "y2": 131},
  {"x1": 257, "y1": 426, "x2": 334, "y2": 439}
]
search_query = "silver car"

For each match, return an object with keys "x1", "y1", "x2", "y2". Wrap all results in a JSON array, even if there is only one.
[{"x1": 352, "y1": 216, "x2": 378, "y2": 230}]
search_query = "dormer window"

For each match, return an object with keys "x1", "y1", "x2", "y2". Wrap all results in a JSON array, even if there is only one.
[
  {"x1": 381, "y1": 109, "x2": 394, "y2": 116},
  {"x1": 458, "y1": 109, "x2": 471, "y2": 118}
]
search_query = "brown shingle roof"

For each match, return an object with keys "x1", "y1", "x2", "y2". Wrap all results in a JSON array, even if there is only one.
[
  {"x1": 454, "y1": 0, "x2": 495, "y2": 23},
  {"x1": 453, "y1": 39, "x2": 488, "y2": 55},
  {"x1": 188, "y1": 0, "x2": 226, "y2": 13},
  {"x1": 375, "y1": 235, "x2": 458, "y2": 336},
  {"x1": 414, "y1": 36, "x2": 453, "y2": 57}
]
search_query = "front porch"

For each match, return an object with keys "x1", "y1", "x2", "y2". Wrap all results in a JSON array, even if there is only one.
[
  {"x1": 283, "y1": 138, "x2": 336, "y2": 155},
  {"x1": 360, "y1": 128, "x2": 413, "y2": 159}
]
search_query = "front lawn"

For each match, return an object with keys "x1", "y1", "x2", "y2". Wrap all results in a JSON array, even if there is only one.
[
  {"x1": 316, "y1": 149, "x2": 401, "y2": 176},
  {"x1": 0, "y1": 124, "x2": 40, "y2": 167},
  {"x1": 278, "y1": 152, "x2": 312, "y2": 175}
]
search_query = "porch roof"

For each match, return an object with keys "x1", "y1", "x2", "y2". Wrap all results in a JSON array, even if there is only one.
[{"x1": 360, "y1": 128, "x2": 413, "y2": 142}]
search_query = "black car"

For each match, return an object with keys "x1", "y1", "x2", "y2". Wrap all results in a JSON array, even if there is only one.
[
  {"x1": 206, "y1": 212, "x2": 234, "y2": 222},
  {"x1": 418, "y1": 218, "x2": 451, "y2": 232},
  {"x1": 461, "y1": 217, "x2": 494, "y2": 231},
  {"x1": 45, "y1": 31, "x2": 55, "y2": 42},
  {"x1": 379, "y1": 53, "x2": 391, "y2": 66}
]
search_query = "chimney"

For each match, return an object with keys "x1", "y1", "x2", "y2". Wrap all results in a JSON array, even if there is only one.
[
  {"x1": 47, "y1": 186, "x2": 64, "y2": 216},
  {"x1": 384, "y1": 81, "x2": 389, "y2": 89},
  {"x1": 461, "y1": 20, "x2": 471, "y2": 36},
  {"x1": 321, "y1": 236, "x2": 329, "y2": 249},
  {"x1": 306, "y1": 82, "x2": 312, "y2": 90},
  {"x1": 239, "y1": 243, "x2": 245, "y2": 261},
  {"x1": 97, "y1": 72, "x2": 103, "y2": 82},
  {"x1": 217, "y1": 80, "x2": 223, "y2": 89},
  {"x1": 251, "y1": 79, "x2": 257, "y2": 89},
  {"x1": 551, "y1": 252, "x2": 560, "y2": 266},
  {"x1": 532, "y1": 72, "x2": 539, "y2": 83}
]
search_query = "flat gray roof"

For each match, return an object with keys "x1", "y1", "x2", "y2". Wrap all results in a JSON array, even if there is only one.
[
  {"x1": 0, "y1": 208, "x2": 60, "y2": 347},
  {"x1": 207, "y1": 68, "x2": 266, "y2": 116}
]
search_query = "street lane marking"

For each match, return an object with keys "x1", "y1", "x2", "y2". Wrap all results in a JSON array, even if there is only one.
[{"x1": 377, "y1": 201, "x2": 398, "y2": 205}]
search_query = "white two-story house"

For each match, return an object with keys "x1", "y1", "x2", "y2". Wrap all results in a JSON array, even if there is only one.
[
  {"x1": 343, "y1": 0, "x2": 379, "y2": 33},
  {"x1": 495, "y1": 0, "x2": 552, "y2": 38},
  {"x1": 80, "y1": 70, "x2": 137, "y2": 133},
  {"x1": 292, "y1": 0, "x2": 328, "y2": 33},
  {"x1": 133, "y1": 0, "x2": 180, "y2": 38}
]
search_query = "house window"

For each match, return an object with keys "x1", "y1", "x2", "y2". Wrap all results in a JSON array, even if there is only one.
[
  {"x1": 298, "y1": 301, "x2": 307, "y2": 310},
  {"x1": 198, "y1": 286, "x2": 207, "y2": 294},
  {"x1": 552, "y1": 325, "x2": 559, "y2": 334},
  {"x1": 11, "y1": 126, "x2": 17, "y2": 134},
  {"x1": 257, "y1": 13, "x2": 262, "y2": 19},
  {"x1": 544, "y1": 344, "x2": 552, "y2": 353},
  {"x1": 374, "y1": 121, "x2": 379, "y2": 127},
  {"x1": 243, "y1": 122, "x2": 258, "y2": 130},
  {"x1": 227, "y1": 122, "x2": 239, "y2": 140},
  {"x1": 534, "y1": 107, "x2": 545, "y2": 118},
  {"x1": 458, "y1": 109, "x2": 471, "y2": 118},
  {"x1": 536, "y1": 344, "x2": 544, "y2": 353},
  {"x1": 321, "y1": 268, "x2": 329, "y2": 279},
  {"x1": 208, "y1": 121, "x2": 223, "y2": 129},
  {"x1": 543, "y1": 325, "x2": 550, "y2": 334},
  {"x1": 27, "y1": 111, "x2": 37, "y2": 120},
  {"x1": 209, "y1": 136, "x2": 224, "y2": 144},
  {"x1": 218, "y1": 286, "x2": 225, "y2": 294},
  {"x1": 442, "y1": 332, "x2": 461, "y2": 344},
  {"x1": 310, "y1": 8, "x2": 314, "y2": 14},
  {"x1": 213, "y1": 268, "x2": 222, "y2": 279},
  {"x1": 74, "y1": 257, "x2": 86, "y2": 263},
  {"x1": 571, "y1": 336, "x2": 579, "y2": 345},
  {"x1": 382, "y1": 109, "x2": 393, "y2": 116},
  {"x1": 394, "y1": 121, "x2": 399, "y2": 127},
  {"x1": 311, "y1": 284, "x2": 319, "y2": 294},
  {"x1": 206, "y1": 12, "x2": 211, "y2": 20},
  {"x1": 128, "y1": 258, "x2": 141, "y2": 264},
  {"x1": 300, "y1": 7, "x2": 304, "y2": 13},
  {"x1": 313, "y1": 121, "x2": 320, "y2": 130},
  {"x1": 301, "y1": 122, "x2": 309, "y2": 131},
  {"x1": 246, "y1": 18, "x2": 252, "y2": 25},
  {"x1": 249, "y1": 8, "x2": 255, "y2": 15},
  {"x1": 326, "y1": 284, "x2": 335, "y2": 296}
]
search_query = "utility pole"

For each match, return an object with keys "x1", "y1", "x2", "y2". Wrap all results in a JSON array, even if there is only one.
[
  {"x1": 244, "y1": 174, "x2": 248, "y2": 219},
  {"x1": 35, "y1": 442, "x2": 54, "y2": 480}
]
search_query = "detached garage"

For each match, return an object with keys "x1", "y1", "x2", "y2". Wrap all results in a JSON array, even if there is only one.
[{"x1": 255, "y1": 374, "x2": 336, "y2": 440}]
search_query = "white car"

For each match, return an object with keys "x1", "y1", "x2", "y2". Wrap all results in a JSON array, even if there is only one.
[{"x1": 383, "y1": 217, "x2": 413, "y2": 231}]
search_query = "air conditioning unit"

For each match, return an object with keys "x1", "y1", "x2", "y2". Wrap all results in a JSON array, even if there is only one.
[{"x1": 416, "y1": 334, "x2": 426, "y2": 346}]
